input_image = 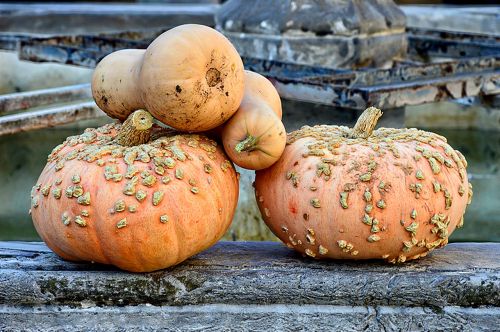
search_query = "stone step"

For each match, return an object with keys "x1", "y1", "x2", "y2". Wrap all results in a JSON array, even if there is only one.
[
  {"x1": 0, "y1": 241, "x2": 498, "y2": 330},
  {"x1": 2, "y1": 304, "x2": 499, "y2": 331}
]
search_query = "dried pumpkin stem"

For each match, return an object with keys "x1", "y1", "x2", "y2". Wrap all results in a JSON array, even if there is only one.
[
  {"x1": 350, "y1": 107, "x2": 383, "y2": 139},
  {"x1": 115, "y1": 110, "x2": 153, "y2": 146},
  {"x1": 235, "y1": 135, "x2": 259, "y2": 153}
]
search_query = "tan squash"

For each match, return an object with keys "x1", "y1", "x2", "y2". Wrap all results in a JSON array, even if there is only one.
[
  {"x1": 139, "y1": 24, "x2": 245, "y2": 132},
  {"x1": 243, "y1": 70, "x2": 282, "y2": 118},
  {"x1": 206, "y1": 71, "x2": 281, "y2": 139},
  {"x1": 30, "y1": 110, "x2": 239, "y2": 272},
  {"x1": 91, "y1": 49, "x2": 145, "y2": 120},
  {"x1": 255, "y1": 107, "x2": 472, "y2": 263}
]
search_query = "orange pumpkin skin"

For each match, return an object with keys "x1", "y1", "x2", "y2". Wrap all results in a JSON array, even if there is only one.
[
  {"x1": 139, "y1": 24, "x2": 245, "y2": 132},
  {"x1": 243, "y1": 70, "x2": 282, "y2": 118},
  {"x1": 222, "y1": 103, "x2": 286, "y2": 170},
  {"x1": 255, "y1": 108, "x2": 472, "y2": 263},
  {"x1": 91, "y1": 49, "x2": 145, "y2": 120},
  {"x1": 31, "y1": 123, "x2": 239, "y2": 272}
]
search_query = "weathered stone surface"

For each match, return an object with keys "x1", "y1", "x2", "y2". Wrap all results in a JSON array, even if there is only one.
[
  {"x1": 0, "y1": 241, "x2": 498, "y2": 307},
  {"x1": 0, "y1": 241, "x2": 498, "y2": 330},
  {"x1": 216, "y1": 0, "x2": 407, "y2": 68},
  {"x1": 405, "y1": 100, "x2": 500, "y2": 131},
  {"x1": 402, "y1": 5, "x2": 500, "y2": 35},
  {"x1": 0, "y1": 51, "x2": 92, "y2": 95},
  {"x1": 223, "y1": 31, "x2": 407, "y2": 69},
  {"x1": 217, "y1": 0, "x2": 405, "y2": 36},
  {"x1": 0, "y1": 3, "x2": 216, "y2": 34},
  {"x1": 2, "y1": 305, "x2": 499, "y2": 332}
]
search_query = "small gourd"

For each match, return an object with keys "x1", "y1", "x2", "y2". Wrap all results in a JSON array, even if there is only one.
[{"x1": 222, "y1": 71, "x2": 286, "y2": 170}]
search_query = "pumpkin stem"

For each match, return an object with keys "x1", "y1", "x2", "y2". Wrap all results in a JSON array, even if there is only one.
[
  {"x1": 235, "y1": 135, "x2": 259, "y2": 153},
  {"x1": 350, "y1": 107, "x2": 383, "y2": 139},
  {"x1": 115, "y1": 110, "x2": 153, "y2": 146}
]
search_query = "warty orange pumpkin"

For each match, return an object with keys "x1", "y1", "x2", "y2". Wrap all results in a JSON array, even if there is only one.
[
  {"x1": 255, "y1": 107, "x2": 472, "y2": 263},
  {"x1": 139, "y1": 24, "x2": 245, "y2": 132},
  {"x1": 221, "y1": 71, "x2": 286, "y2": 170},
  {"x1": 91, "y1": 49, "x2": 145, "y2": 121},
  {"x1": 30, "y1": 110, "x2": 239, "y2": 272}
]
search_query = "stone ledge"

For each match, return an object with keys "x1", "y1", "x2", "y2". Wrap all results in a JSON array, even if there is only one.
[
  {"x1": 215, "y1": 0, "x2": 407, "y2": 68},
  {"x1": 1, "y1": 241, "x2": 499, "y2": 306},
  {"x1": 0, "y1": 3, "x2": 217, "y2": 34},
  {"x1": 0, "y1": 241, "x2": 499, "y2": 330},
  {"x1": 1, "y1": 305, "x2": 499, "y2": 331},
  {"x1": 216, "y1": 0, "x2": 406, "y2": 36},
  {"x1": 402, "y1": 5, "x2": 500, "y2": 35},
  {"x1": 223, "y1": 30, "x2": 407, "y2": 68}
]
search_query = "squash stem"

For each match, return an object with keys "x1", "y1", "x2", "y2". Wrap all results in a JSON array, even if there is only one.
[
  {"x1": 235, "y1": 135, "x2": 259, "y2": 153},
  {"x1": 350, "y1": 107, "x2": 383, "y2": 139},
  {"x1": 115, "y1": 110, "x2": 153, "y2": 146}
]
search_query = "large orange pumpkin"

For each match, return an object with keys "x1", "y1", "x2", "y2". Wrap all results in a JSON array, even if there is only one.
[
  {"x1": 91, "y1": 49, "x2": 145, "y2": 121},
  {"x1": 30, "y1": 110, "x2": 239, "y2": 272},
  {"x1": 139, "y1": 24, "x2": 245, "y2": 132},
  {"x1": 221, "y1": 71, "x2": 286, "y2": 170},
  {"x1": 255, "y1": 107, "x2": 472, "y2": 263}
]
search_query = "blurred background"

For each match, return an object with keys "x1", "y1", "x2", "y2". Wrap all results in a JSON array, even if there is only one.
[{"x1": 0, "y1": 0, "x2": 498, "y2": 243}]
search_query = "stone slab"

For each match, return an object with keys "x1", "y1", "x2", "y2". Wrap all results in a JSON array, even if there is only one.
[
  {"x1": 0, "y1": 241, "x2": 498, "y2": 307},
  {"x1": 0, "y1": 51, "x2": 92, "y2": 95},
  {"x1": 223, "y1": 30, "x2": 407, "y2": 69},
  {"x1": 0, "y1": 3, "x2": 216, "y2": 34},
  {"x1": 1, "y1": 305, "x2": 499, "y2": 332},
  {"x1": 216, "y1": 0, "x2": 407, "y2": 68},
  {"x1": 402, "y1": 5, "x2": 500, "y2": 35},
  {"x1": 0, "y1": 241, "x2": 498, "y2": 330},
  {"x1": 217, "y1": 0, "x2": 405, "y2": 36}
]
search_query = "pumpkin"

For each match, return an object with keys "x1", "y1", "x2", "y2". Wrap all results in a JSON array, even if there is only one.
[
  {"x1": 254, "y1": 107, "x2": 472, "y2": 263},
  {"x1": 91, "y1": 49, "x2": 145, "y2": 121},
  {"x1": 139, "y1": 24, "x2": 245, "y2": 132},
  {"x1": 221, "y1": 71, "x2": 286, "y2": 170},
  {"x1": 30, "y1": 110, "x2": 239, "y2": 272}
]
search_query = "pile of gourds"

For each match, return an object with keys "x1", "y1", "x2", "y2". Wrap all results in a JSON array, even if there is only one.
[
  {"x1": 30, "y1": 24, "x2": 472, "y2": 272},
  {"x1": 92, "y1": 24, "x2": 285, "y2": 170}
]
